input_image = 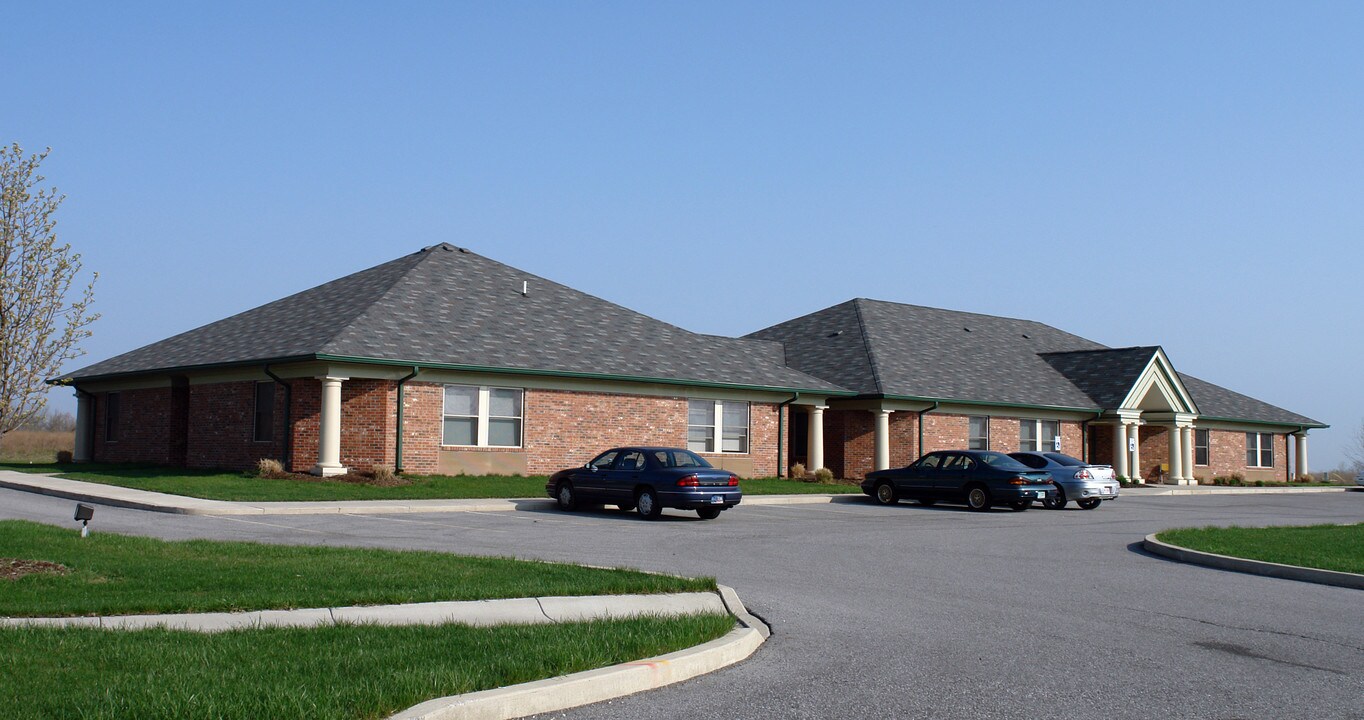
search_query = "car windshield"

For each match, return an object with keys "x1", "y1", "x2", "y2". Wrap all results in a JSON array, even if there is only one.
[
  {"x1": 977, "y1": 451, "x2": 1031, "y2": 470},
  {"x1": 651, "y1": 449, "x2": 713, "y2": 469},
  {"x1": 1043, "y1": 453, "x2": 1085, "y2": 466}
]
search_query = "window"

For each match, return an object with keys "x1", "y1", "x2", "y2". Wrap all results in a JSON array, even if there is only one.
[
  {"x1": 968, "y1": 416, "x2": 989, "y2": 450},
  {"x1": 1246, "y1": 432, "x2": 1273, "y2": 468},
  {"x1": 1194, "y1": 429, "x2": 1210, "y2": 466},
  {"x1": 253, "y1": 381, "x2": 275, "y2": 442},
  {"x1": 617, "y1": 450, "x2": 647, "y2": 471},
  {"x1": 688, "y1": 400, "x2": 749, "y2": 453},
  {"x1": 104, "y1": 392, "x2": 121, "y2": 442},
  {"x1": 1020, "y1": 420, "x2": 1060, "y2": 452},
  {"x1": 442, "y1": 385, "x2": 523, "y2": 447}
]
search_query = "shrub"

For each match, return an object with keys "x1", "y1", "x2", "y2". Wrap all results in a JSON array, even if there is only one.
[
  {"x1": 813, "y1": 467, "x2": 834, "y2": 483},
  {"x1": 371, "y1": 465, "x2": 397, "y2": 484},
  {"x1": 55, "y1": 450, "x2": 73, "y2": 463},
  {"x1": 789, "y1": 463, "x2": 807, "y2": 479},
  {"x1": 256, "y1": 458, "x2": 289, "y2": 479}
]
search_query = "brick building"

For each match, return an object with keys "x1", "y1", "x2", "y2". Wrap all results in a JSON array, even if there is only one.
[{"x1": 56, "y1": 244, "x2": 1323, "y2": 484}]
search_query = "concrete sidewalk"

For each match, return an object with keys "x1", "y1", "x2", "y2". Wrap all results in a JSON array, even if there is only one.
[
  {"x1": 0, "y1": 470, "x2": 1351, "y2": 517},
  {"x1": 0, "y1": 470, "x2": 864, "y2": 515},
  {"x1": 1, "y1": 591, "x2": 728, "y2": 632}
]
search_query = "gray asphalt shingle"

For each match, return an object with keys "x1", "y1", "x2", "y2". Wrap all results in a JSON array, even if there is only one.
[
  {"x1": 749, "y1": 298, "x2": 1322, "y2": 426},
  {"x1": 63, "y1": 244, "x2": 845, "y2": 393}
]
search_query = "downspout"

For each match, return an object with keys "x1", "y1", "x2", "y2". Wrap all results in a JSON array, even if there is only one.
[
  {"x1": 394, "y1": 366, "x2": 421, "y2": 473},
  {"x1": 777, "y1": 393, "x2": 800, "y2": 478},
  {"x1": 263, "y1": 366, "x2": 292, "y2": 470},
  {"x1": 916, "y1": 402, "x2": 939, "y2": 458}
]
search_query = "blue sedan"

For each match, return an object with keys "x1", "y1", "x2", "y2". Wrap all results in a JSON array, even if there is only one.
[{"x1": 546, "y1": 447, "x2": 742, "y2": 520}]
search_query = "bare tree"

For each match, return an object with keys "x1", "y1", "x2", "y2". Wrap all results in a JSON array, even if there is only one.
[
  {"x1": 0, "y1": 143, "x2": 98, "y2": 447},
  {"x1": 1346, "y1": 418, "x2": 1364, "y2": 472}
]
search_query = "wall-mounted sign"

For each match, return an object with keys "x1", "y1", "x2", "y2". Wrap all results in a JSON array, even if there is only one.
[
  {"x1": 1053, "y1": 435, "x2": 1062, "y2": 451},
  {"x1": 1129, "y1": 437, "x2": 1137, "y2": 452}
]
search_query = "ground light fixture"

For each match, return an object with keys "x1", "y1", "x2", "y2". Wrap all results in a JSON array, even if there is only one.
[{"x1": 74, "y1": 503, "x2": 94, "y2": 537}]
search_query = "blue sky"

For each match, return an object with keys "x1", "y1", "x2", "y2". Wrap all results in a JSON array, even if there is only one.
[{"x1": 5, "y1": 2, "x2": 1361, "y2": 468}]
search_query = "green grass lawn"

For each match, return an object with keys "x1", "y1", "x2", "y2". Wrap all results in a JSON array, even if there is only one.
[
  {"x1": 1, "y1": 462, "x2": 859, "y2": 500},
  {"x1": 0, "y1": 520, "x2": 713, "y2": 617},
  {"x1": 1157, "y1": 523, "x2": 1364, "y2": 575},
  {"x1": 0, "y1": 614, "x2": 734, "y2": 720}
]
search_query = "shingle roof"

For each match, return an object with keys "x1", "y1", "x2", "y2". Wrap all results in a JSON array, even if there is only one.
[
  {"x1": 748, "y1": 298, "x2": 1323, "y2": 426},
  {"x1": 1177, "y1": 373, "x2": 1321, "y2": 427},
  {"x1": 63, "y1": 244, "x2": 847, "y2": 394},
  {"x1": 1039, "y1": 347, "x2": 1161, "y2": 409},
  {"x1": 749, "y1": 299, "x2": 1105, "y2": 408}
]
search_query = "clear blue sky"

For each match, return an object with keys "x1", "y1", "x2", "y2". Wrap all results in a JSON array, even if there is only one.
[{"x1": 5, "y1": 2, "x2": 1361, "y2": 469}]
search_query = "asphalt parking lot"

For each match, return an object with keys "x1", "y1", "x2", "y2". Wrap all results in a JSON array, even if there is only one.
[{"x1": 3, "y1": 488, "x2": 1362, "y2": 720}]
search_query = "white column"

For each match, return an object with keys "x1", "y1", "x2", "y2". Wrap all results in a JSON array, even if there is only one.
[
  {"x1": 1294, "y1": 433, "x2": 1309, "y2": 478},
  {"x1": 1168, "y1": 425, "x2": 1183, "y2": 485},
  {"x1": 73, "y1": 392, "x2": 93, "y2": 463},
  {"x1": 1113, "y1": 423, "x2": 1129, "y2": 479},
  {"x1": 807, "y1": 405, "x2": 826, "y2": 472},
  {"x1": 311, "y1": 376, "x2": 348, "y2": 477},
  {"x1": 873, "y1": 409, "x2": 891, "y2": 471},
  {"x1": 1129, "y1": 423, "x2": 1142, "y2": 484},
  {"x1": 1181, "y1": 426, "x2": 1195, "y2": 483}
]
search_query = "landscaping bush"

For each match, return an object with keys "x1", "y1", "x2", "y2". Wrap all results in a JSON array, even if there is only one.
[
  {"x1": 789, "y1": 462, "x2": 807, "y2": 479},
  {"x1": 255, "y1": 458, "x2": 289, "y2": 479},
  {"x1": 55, "y1": 450, "x2": 73, "y2": 464},
  {"x1": 813, "y1": 467, "x2": 834, "y2": 483}
]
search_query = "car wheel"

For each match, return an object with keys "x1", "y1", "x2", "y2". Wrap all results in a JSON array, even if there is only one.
[
  {"x1": 555, "y1": 482, "x2": 576, "y2": 511},
  {"x1": 874, "y1": 481, "x2": 898, "y2": 505},
  {"x1": 919, "y1": 498, "x2": 937, "y2": 507},
  {"x1": 966, "y1": 485, "x2": 992, "y2": 511},
  {"x1": 696, "y1": 507, "x2": 722, "y2": 520},
  {"x1": 636, "y1": 488, "x2": 663, "y2": 519},
  {"x1": 1043, "y1": 486, "x2": 1067, "y2": 510},
  {"x1": 1009, "y1": 500, "x2": 1031, "y2": 511},
  {"x1": 1076, "y1": 498, "x2": 1102, "y2": 510}
]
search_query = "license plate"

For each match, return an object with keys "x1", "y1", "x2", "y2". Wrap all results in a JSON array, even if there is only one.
[
  {"x1": 1035, "y1": 491, "x2": 1046, "y2": 498},
  {"x1": 710, "y1": 495, "x2": 724, "y2": 504},
  {"x1": 1105, "y1": 486, "x2": 1113, "y2": 493}
]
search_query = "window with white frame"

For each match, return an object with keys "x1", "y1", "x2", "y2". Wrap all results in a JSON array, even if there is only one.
[
  {"x1": 1245, "y1": 432, "x2": 1273, "y2": 468},
  {"x1": 688, "y1": 400, "x2": 749, "y2": 453},
  {"x1": 1020, "y1": 419, "x2": 1060, "y2": 452},
  {"x1": 1194, "y1": 429, "x2": 1210, "y2": 466},
  {"x1": 968, "y1": 416, "x2": 989, "y2": 450},
  {"x1": 442, "y1": 385, "x2": 523, "y2": 447}
]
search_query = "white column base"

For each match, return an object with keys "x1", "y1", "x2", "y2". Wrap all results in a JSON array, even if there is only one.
[{"x1": 311, "y1": 463, "x2": 348, "y2": 477}]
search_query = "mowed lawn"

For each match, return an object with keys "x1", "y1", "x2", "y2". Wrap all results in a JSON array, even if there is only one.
[
  {"x1": 1157, "y1": 523, "x2": 1364, "y2": 575},
  {"x1": 0, "y1": 521, "x2": 732, "y2": 720},
  {"x1": 0, "y1": 520, "x2": 714, "y2": 617},
  {"x1": 0, "y1": 462, "x2": 858, "y2": 501}
]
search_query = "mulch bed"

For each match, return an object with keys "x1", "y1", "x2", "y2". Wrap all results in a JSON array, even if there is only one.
[{"x1": 2, "y1": 558, "x2": 70, "y2": 581}]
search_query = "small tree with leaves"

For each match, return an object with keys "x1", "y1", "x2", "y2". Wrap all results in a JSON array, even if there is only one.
[{"x1": 0, "y1": 143, "x2": 98, "y2": 447}]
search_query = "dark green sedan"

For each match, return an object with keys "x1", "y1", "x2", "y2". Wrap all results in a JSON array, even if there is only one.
[{"x1": 861, "y1": 450, "x2": 1054, "y2": 511}]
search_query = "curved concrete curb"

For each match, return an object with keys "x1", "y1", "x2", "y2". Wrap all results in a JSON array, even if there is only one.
[
  {"x1": 388, "y1": 584, "x2": 769, "y2": 720},
  {"x1": 1143, "y1": 533, "x2": 1364, "y2": 590},
  {"x1": 0, "y1": 592, "x2": 727, "y2": 632}
]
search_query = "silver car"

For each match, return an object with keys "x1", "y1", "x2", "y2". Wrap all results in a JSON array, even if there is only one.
[{"x1": 1008, "y1": 452, "x2": 1119, "y2": 510}]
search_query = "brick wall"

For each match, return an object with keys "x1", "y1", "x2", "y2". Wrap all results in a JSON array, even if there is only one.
[
  {"x1": 184, "y1": 381, "x2": 285, "y2": 470},
  {"x1": 399, "y1": 383, "x2": 784, "y2": 477},
  {"x1": 91, "y1": 388, "x2": 174, "y2": 465}
]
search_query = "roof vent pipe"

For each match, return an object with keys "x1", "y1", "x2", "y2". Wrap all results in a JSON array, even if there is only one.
[{"x1": 521, "y1": 281, "x2": 528, "y2": 296}]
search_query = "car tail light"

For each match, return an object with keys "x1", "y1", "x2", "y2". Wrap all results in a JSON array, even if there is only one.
[
  {"x1": 676, "y1": 475, "x2": 700, "y2": 487},
  {"x1": 728, "y1": 476, "x2": 739, "y2": 486},
  {"x1": 1074, "y1": 469, "x2": 1092, "y2": 480},
  {"x1": 1007, "y1": 477, "x2": 1030, "y2": 485}
]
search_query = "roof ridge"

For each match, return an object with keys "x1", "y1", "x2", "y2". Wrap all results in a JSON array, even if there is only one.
[
  {"x1": 317, "y1": 246, "x2": 438, "y2": 353},
  {"x1": 851, "y1": 299, "x2": 885, "y2": 394},
  {"x1": 1039, "y1": 345, "x2": 1154, "y2": 358}
]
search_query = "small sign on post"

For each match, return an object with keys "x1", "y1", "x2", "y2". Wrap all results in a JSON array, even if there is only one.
[{"x1": 1128, "y1": 437, "x2": 1137, "y2": 452}]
